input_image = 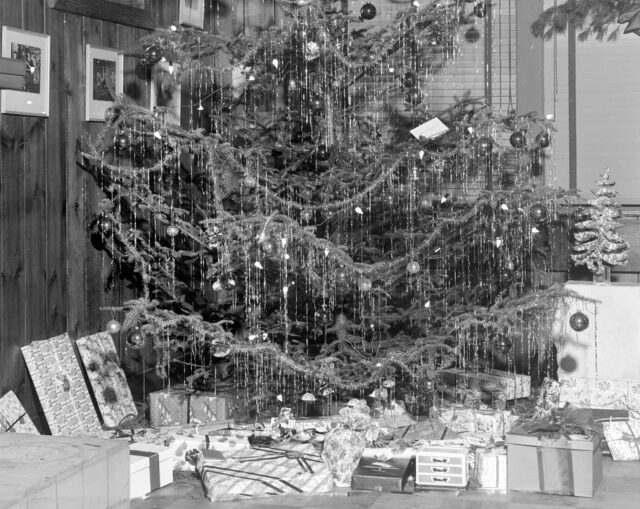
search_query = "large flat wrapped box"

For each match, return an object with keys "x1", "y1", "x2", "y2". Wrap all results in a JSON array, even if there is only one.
[
  {"x1": 0, "y1": 432, "x2": 129, "y2": 509},
  {"x1": 129, "y1": 442, "x2": 173, "y2": 499},
  {"x1": 439, "y1": 368, "x2": 531, "y2": 401},
  {"x1": 559, "y1": 375, "x2": 640, "y2": 409},
  {"x1": 149, "y1": 389, "x2": 232, "y2": 426},
  {"x1": 198, "y1": 442, "x2": 334, "y2": 502},
  {"x1": 351, "y1": 449, "x2": 414, "y2": 493},
  {"x1": 506, "y1": 423, "x2": 602, "y2": 497}
]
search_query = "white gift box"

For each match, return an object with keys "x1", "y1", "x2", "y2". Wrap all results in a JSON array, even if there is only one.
[{"x1": 130, "y1": 442, "x2": 173, "y2": 499}]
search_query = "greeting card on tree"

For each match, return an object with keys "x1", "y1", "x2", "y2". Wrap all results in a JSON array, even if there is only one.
[
  {"x1": 76, "y1": 332, "x2": 137, "y2": 427},
  {"x1": 21, "y1": 333, "x2": 102, "y2": 435}
]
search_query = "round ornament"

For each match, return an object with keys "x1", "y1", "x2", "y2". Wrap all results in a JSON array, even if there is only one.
[
  {"x1": 315, "y1": 144, "x2": 330, "y2": 161},
  {"x1": 529, "y1": 203, "x2": 548, "y2": 223},
  {"x1": 315, "y1": 306, "x2": 334, "y2": 327},
  {"x1": 495, "y1": 335, "x2": 512, "y2": 354},
  {"x1": 98, "y1": 217, "x2": 113, "y2": 237},
  {"x1": 301, "y1": 392, "x2": 316, "y2": 402},
  {"x1": 335, "y1": 266, "x2": 350, "y2": 286},
  {"x1": 465, "y1": 26, "x2": 481, "y2": 43},
  {"x1": 571, "y1": 208, "x2": 591, "y2": 223},
  {"x1": 358, "y1": 276, "x2": 372, "y2": 292},
  {"x1": 300, "y1": 209, "x2": 314, "y2": 222},
  {"x1": 305, "y1": 41, "x2": 321, "y2": 61},
  {"x1": 425, "y1": 379, "x2": 435, "y2": 391},
  {"x1": 219, "y1": 273, "x2": 237, "y2": 291},
  {"x1": 406, "y1": 261, "x2": 421, "y2": 274},
  {"x1": 311, "y1": 97, "x2": 325, "y2": 112},
  {"x1": 509, "y1": 130, "x2": 526, "y2": 148},
  {"x1": 401, "y1": 71, "x2": 417, "y2": 89},
  {"x1": 114, "y1": 133, "x2": 130, "y2": 151},
  {"x1": 474, "y1": 2, "x2": 487, "y2": 17},
  {"x1": 145, "y1": 45, "x2": 163, "y2": 65},
  {"x1": 106, "y1": 319, "x2": 121, "y2": 334},
  {"x1": 537, "y1": 132, "x2": 551, "y2": 148},
  {"x1": 405, "y1": 87, "x2": 423, "y2": 105},
  {"x1": 569, "y1": 311, "x2": 589, "y2": 332},
  {"x1": 476, "y1": 136, "x2": 493, "y2": 155},
  {"x1": 261, "y1": 237, "x2": 277, "y2": 255},
  {"x1": 360, "y1": 2, "x2": 377, "y2": 20},
  {"x1": 126, "y1": 327, "x2": 145, "y2": 350},
  {"x1": 166, "y1": 225, "x2": 180, "y2": 237},
  {"x1": 272, "y1": 142, "x2": 284, "y2": 157}
]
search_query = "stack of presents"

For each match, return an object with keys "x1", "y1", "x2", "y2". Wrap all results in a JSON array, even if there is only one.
[{"x1": 3, "y1": 280, "x2": 640, "y2": 508}]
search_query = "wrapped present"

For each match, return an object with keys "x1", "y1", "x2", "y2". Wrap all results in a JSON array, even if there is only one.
[
  {"x1": 602, "y1": 418, "x2": 640, "y2": 461},
  {"x1": 149, "y1": 388, "x2": 232, "y2": 426},
  {"x1": 559, "y1": 375, "x2": 640, "y2": 410},
  {"x1": 0, "y1": 390, "x2": 39, "y2": 434},
  {"x1": 351, "y1": 448, "x2": 415, "y2": 493},
  {"x1": 473, "y1": 446, "x2": 507, "y2": 492},
  {"x1": 439, "y1": 368, "x2": 531, "y2": 402},
  {"x1": 21, "y1": 333, "x2": 102, "y2": 436},
  {"x1": 436, "y1": 405, "x2": 514, "y2": 437},
  {"x1": 76, "y1": 332, "x2": 138, "y2": 427},
  {"x1": 130, "y1": 442, "x2": 174, "y2": 498},
  {"x1": 321, "y1": 399, "x2": 379, "y2": 486},
  {"x1": 536, "y1": 377, "x2": 561, "y2": 412},
  {"x1": 202, "y1": 434, "x2": 251, "y2": 460},
  {"x1": 198, "y1": 441, "x2": 334, "y2": 502},
  {"x1": 506, "y1": 410, "x2": 603, "y2": 497}
]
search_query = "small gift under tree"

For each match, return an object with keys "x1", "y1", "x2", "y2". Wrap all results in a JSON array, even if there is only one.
[{"x1": 571, "y1": 169, "x2": 630, "y2": 280}]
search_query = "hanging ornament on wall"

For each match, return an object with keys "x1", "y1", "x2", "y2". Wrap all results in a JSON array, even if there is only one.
[
  {"x1": 114, "y1": 132, "x2": 130, "y2": 151},
  {"x1": 360, "y1": 2, "x2": 377, "y2": 20},
  {"x1": 569, "y1": 311, "x2": 589, "y2": 332},
  {"x1": 537, "y1": 132, "x2": 551, "y2": 148},
  {"x1": 144, "y1": 45, "x2": 163, "y2": 65},
  {"x1": 509, "y1": 130, "x2": 527, "y2": 148},
  {"x1": 126, "y1": 327, "x2": 145, "y2": 350},
  {"x1": 464, "y1": 26, "x2": 481, "y2": 43},
  {"x1": 106, "y1": 319, "x2": 121, "y2": 335},
  {"x1": 529, "y1": 203, "x2": 548, "y2": 224},
  {"x1": 401, "y1": 71, "x2": 417, "y2": 89},
  {"x1": 476, "y1": 136, "x2": 493, "y2": 155},
  {"x1": 473, "y1": 2, "x2": 487, "y2": 18}
]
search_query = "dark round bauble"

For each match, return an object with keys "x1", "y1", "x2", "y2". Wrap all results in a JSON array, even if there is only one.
[
  {"x1": 405, "y1": 87, "x2": 422, "y2": 105},
  {"x1": 315, "y1": 144, "x2": 330, "y2": 161},
  {"x1": 401, "y1": 71, "x2": 418, "y2": 89},
  {"x1": 495, "y1": 335, "x2": 512, "y2": 354},
  {"x1": 315, "y1": 307, "x2": 334, "y2": 327},
  {"x1": 114, "y1": 133, "x2": 130, "y2": 151},
  {"x1": 219, "y1": 273, "x2": 237, "y2": 291},
  {"x1": 529, "y1": 203, "x2": 548, "y2": 224},
  {"x1": 126, "y1": 328, "x2": 145, "y2": 350},
  {"x1": 465, "y1": 26, "x2": 481, "y2": 43},
  {"x1": 300, "y1": 209, "x2": 313, "y2": 222},
  {"x1": 569, "y1": 311, "x2": 589, "y2": 332},
  {"x1": 476, "y1": 136, "x2": 493, "y2": 155},
  {"x1": 537, "y1": 132, "x2": 551, "y2": 148},
  {"x1": 98, "y1": 217, "x2": 114, "y2": 237},
  {"x1": 261, "y1": 237, "x2": 277, "y2": 255},
  {"x1": 571, "y1": 208, "x2": 591, "y2": 224},
  {"x1": 509, "y1": 130, "x2": 527, "y2": 148},
  {"x1": 272, "y1": 141, "x2": 284, "y2": 157},
  {"x1": 500, "y1": 265, "x2": 513, "y2": 281},
  {"x1": 360, "y1": 2, "x2": 377, "y2": 20},
  {"x1": 335, "y1": 266, "x2": 350, "y2": 286},
  {"x1": 145, "y1": 45, "x2": 163, "y2": 65},
  {"x1": 425, "y1": 379, "x2": 435, "y2": 392},
  {"x1": 311, "y1": 96, "x2": 325, "y2": 112},
  {"x1": 474, "y1": 2, "x2": 487, "y2": 17}
]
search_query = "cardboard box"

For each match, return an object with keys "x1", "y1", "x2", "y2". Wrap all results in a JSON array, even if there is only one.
[
  {"x1": 506, "y1": 424, "x2": 602, "y2": 497},
  {"x1": 130, "y1": 442, "x2": 174, "y2": 499},
  {"x1": 0, "y1": 432, "x2": 129, "y2": 509},
  {"x1": 474, "y1": 446, "x2": 507, "y2": 492},
  {"x1": 439, "y1": 368, "x2": 531, "y2": 401},
  {"x1": 149, "y1": 388, "x2": 232, "y2": 426},
  {"x1": 351, "y1": 451, "x2": 414, "y2": 493},
  {"x1": 415, "y1": 445, "x2": 469, "y2": 488}
]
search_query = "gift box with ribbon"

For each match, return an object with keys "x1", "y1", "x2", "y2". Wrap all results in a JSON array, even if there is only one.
[
  {"x1": 351, "y1": 448, "x2": 415, "y2": 493},
  {"x1": 129, "y1": 443, "x2": 174, "y2": 499},
  {"x1": 439, "y1": 368, "x2": 531, "y2": 403},
  {"x1": 602, "y1": 418, "x2": 640, "y2": 461},
  {"x1": 473, "y1": 446, "x2": 507, "y2": 492},
  {"x1": 149, "y1": 388, "x2": 233, "y2": 426},
  {"x1": 506, "y1": 409, "x2": 603, "y2": 497},
  {"x1": 0, "y1": 390, "x2": 39, "y2": 434},
  {"x1": 197, "y1": 441, "x2": 334, "y2": 502}
]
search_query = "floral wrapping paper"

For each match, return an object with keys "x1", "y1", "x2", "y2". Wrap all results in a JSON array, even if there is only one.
[
  {"x1": 198, "y1": 441, "x2": 334, "y2": 502},
  {"x1": 559, "y1": 376, "x2": 640, "y2": 409},
  {"x1": 602, "y1": 419, "x2": 640, "y2": 461},
  {"x1": 0, "y1": 390, "x2": 39, "y2": 434}
]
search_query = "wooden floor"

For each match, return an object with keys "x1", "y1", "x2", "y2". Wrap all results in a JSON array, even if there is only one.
[{"x1": 132, "y1": 457, "x2": 640, "y2": 509}]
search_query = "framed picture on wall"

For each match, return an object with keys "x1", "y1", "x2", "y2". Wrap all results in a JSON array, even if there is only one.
[
  {"x1": 1, "y1": 27, "x2": 50, "y2": 117},
  {"x1": 179, "y1": 0, "x2": 205, "y2": 29},
  {"x1": 150, "y1": 60, "x2": 181, "y2": 125},
  {"x1": 85, "y1": 45, "x2": 123, "y2": 121}
]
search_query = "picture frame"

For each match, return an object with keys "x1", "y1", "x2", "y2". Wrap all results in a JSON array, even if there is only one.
[
  {"x1": 1, "y1": 27, "x2": 50, "y2": 117},
  {"x1": 85, "y1": 44, "x2": 123, "y2": 121},
  {"x1": 179, "y1": 0, "x2": 205, "y2": 29},
  {"x1": 150, "y1": 60, "x2": 181, "y2": 125}
]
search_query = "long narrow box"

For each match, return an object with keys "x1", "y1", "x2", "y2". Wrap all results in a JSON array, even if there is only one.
[{"x1": 0, "y1": 432, "x2": 129, "y2": 509}]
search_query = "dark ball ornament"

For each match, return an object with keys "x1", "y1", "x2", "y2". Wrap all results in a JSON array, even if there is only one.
[
  {"x1": 126, "y1": 327, "x2": 145, "y2": 350},
  {"x1": 496, "y1": 335, "x2": 513, "y2": 355},
  {"x1": 311, "y1": 97, "x2": 325, "y2": 112},
  {"x1": 425, "y1": 379, "x2": 435, "y2": 392},
  {"x1": 315, "y1": 306, "x2": 334, "y2": 327},
  {"x1": 572, "y1": 208, "x2": 591, "y2": 224},
  {"x1": 145, "y1": 45, "x2": 163, "y2": 65},
  {"x1": 509, "y1": 130, "x2": 527, "y2": 148},
  {"x1": 476, "y1": 136, "x2": 493, "y2": 155},
  {"x1": 474, "y1": 2, "x2": 487, "y2": 17},
  {"x1": 219, "y1": 273, "x2": 237, "y2": 291},
  {"x1": 272, "y1": 141, "x2": 284, "y2": 157},
  {"x1": 98, "y1": 217, "x2": 114, "y2": 237},
  {"x1": 360, "y1": 2, "x2": 377, "y2": 20},
  {"x1": 529, "y1": 203, "x2": 548, "y2": 224},
  {"x1": 114, "y1": 133, "x2": 130, "y2": 151},
  {"x1": 261, "y1": 237, "x2": 277, "y2": 255},
  {"x1": 465, "y1": 26, "x2": 481, "y2": 43},
  {"x1": 315, "y1": 144, "x2": 330, "y2": 161},
  {"x1": 401, "y1": 71, "x2": 418, "y2": 89},
  {"x1": 405, "y1": 87, "x2": 423, "y2": 105},
  {"x1": 537, "y1": 132, "x2": 551, "y2": 148},
  {"x1": 569, "y1": 311, "x2": 589, "y2": 332}
]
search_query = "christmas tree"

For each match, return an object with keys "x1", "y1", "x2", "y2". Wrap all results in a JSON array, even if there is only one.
[
  {"x1": 80, "y1": 0, "x2": 568, "y2": 415},
  {"x1": 571, "y1": 169, "x2": 630, "y2": 275}
]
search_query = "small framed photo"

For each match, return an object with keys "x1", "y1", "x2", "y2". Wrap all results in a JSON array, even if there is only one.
[
  {"x1": 85, "y1": 45, "x2": 123, "y2": 121},
  {"x1": 179, "y1": 0, "x2": 205, "y2": 29},
  {"x1": 150, "y1": 60, "x2": 181, "y2": 125},
  {"x1": 1, "y1": 26, "x2": 50, "y2": 117}
]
